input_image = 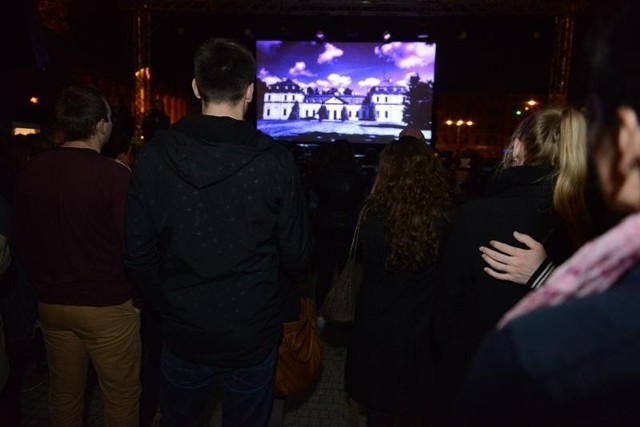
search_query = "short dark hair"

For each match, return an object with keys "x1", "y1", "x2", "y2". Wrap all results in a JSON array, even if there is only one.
[
  {"x1": 55, "y1": 85, "x2": 109, "y2": 142},
  {"x1": 193, "y1": 38, "x2": 256, "y2": 105},
  {"x1": 588, "y1": 2, "x2": 640, "y2": 129}
]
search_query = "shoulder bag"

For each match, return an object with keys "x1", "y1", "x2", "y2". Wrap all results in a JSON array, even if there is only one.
[
  {"x1": 274, "y1": 297, "x2": 323, "y2": 397},
  {"x1": 321, "y1": 205, "x2": 367, "y2": 325}
]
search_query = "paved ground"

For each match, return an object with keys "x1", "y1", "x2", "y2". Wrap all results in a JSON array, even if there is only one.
[
  {"x1": 19, "y1": 325, "x2": 365, "y2": 427},
  {"x1": 18, "y1": 275, "x2": 424, "y2": 426}
]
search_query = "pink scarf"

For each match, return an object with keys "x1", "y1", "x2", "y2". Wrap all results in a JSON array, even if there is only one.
[{"x1": 498, "y1": 211, "x2": 640, "y2": 328}]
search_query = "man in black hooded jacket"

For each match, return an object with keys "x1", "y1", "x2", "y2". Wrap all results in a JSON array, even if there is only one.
[{"x1": 123, "y1": 37, "x2": 313, "y2": 427}]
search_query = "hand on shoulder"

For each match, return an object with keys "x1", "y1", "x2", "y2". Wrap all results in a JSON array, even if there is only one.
[{"x1": 479, "y1": 231, "x2": 547, "y2": 285}]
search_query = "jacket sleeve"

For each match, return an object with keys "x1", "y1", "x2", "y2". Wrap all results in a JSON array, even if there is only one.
[
  {"x1": 122, "y1": 146, "x2": 162, "y2": 311},
  {"x1": 526, "y1": 258, "x2": 556, "y2": 289},
  {"x1": 276, "y1": 152, "x2": 314, "y2": 284},
  {"x1": 448, "y1": 328, "x2": 530, "y2": 426}
]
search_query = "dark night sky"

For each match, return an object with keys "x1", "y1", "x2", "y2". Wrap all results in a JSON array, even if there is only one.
[
  {"x1": 3, "y1": 1, "x2": 603, "y2": 124},
  {"x1": 145, "y1": 12, "x2": 556, "y2": 94}
]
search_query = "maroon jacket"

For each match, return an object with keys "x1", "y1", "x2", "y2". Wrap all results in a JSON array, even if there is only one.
[{"x1": 12, "y1": 147, "x2": 135, "y2": 306}]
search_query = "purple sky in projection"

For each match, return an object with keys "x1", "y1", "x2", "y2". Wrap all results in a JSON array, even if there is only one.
[{"x1": 256, "y1": 40, "x2": 436, "y2": 96}]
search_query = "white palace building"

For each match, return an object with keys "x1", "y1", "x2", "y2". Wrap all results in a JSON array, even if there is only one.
[{"x1": 261, "y1": 78, "x2": 408, "y2": 123}]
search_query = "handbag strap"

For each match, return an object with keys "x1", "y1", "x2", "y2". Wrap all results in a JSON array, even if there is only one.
[{"x1": 347, "y1": 205, "x2": 367, "y2": 261}]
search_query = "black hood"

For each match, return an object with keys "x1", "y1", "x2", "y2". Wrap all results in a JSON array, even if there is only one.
[{"x1": 154, "y1": 115, "x2": 273, "y2": 189}]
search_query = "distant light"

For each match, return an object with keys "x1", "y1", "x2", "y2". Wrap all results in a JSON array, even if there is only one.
[
  {"x1": 135, "y1": 66, "x2": 150, "y2": 79},
  {"x1": 417, "y1": 33, "x2": 429, "y2": 39},
  {"x1": 516, "y1": 110, "x2": 522, "y2": 116},
  {"x1": 316, "y1": 30, "x2": 325, "y2": 42},
  {"x1": 447, "y1": 119, "x2": 474, "y2": 127},
  {"x1": 383, "y1": 31, "x2": 391, "y2": 42},
  {"x1": 29, "y1": 96, "x2": 39, "y2": 104},
  {"x1": 526, "y1": 99, "x2": 537, "y2": 106},
  {"x1": 13, "y1": 122, "x2": 40, "y2": 135},
  {"x1": 14, "y1": 127, "x2": 37, "y2": 136}
]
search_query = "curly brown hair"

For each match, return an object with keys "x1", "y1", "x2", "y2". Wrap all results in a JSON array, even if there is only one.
[{"x1": 367, "y1": 136, "x2": 454, "y2": 273}]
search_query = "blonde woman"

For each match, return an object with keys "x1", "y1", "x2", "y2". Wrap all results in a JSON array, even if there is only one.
[
  {"x1": 434, "y1": 106, "x2": 590, "y2": 417},
  {"x1": 451, "y1": 3, "x2": 640, "y2": 423}
]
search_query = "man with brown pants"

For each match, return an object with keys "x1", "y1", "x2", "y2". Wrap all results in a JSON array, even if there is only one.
[{"x1": 11, "y1": 85, "x2": 141, "y2": 426}]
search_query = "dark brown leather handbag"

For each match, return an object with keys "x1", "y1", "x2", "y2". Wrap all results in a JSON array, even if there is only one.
[{"x1": 274, "y1": 298, "x2": 323, "y2": 397}]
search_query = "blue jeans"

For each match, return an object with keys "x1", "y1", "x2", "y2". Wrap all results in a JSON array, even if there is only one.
[{"x1": 159, "y1": 345, "x2": 277, "y2": 427}]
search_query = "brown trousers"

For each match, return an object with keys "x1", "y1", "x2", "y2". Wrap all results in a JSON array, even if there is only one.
[{"x1": 39, "y1": 300, "x2": 141, "y2": 427}]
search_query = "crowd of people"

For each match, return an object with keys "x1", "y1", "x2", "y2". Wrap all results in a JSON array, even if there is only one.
[{"x1": 1, "y1": 2, "x2": 640, "y2": 426}]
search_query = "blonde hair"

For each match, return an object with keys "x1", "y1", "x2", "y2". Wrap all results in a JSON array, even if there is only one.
[{"x1": 501, "y1": 107, "x2": 588, "y2": 249}]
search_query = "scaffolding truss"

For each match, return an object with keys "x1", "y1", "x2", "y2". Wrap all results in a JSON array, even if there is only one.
[{"x1": 123, "y1": 0, "x2": 591, "y2": 126}]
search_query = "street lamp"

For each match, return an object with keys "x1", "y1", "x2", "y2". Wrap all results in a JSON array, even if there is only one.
[
  {"x1": 524, "y1": 98, "x2": 539, "y2": 112},
  {"x1": 445, "y1": 119, "x2": 474, "y2": 154}
]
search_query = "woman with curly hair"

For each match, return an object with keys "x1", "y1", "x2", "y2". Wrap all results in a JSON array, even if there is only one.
[{"x1": 344, "y1": 136, "x2": 455, "y2": 427}]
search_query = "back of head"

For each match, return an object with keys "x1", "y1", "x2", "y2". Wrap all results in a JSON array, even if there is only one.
[
  {"x1": 588, "y1": 2, "x2": 640, "y2": 140},
  {"x1": 370, "y1": 135, "x2": 453, "y2": 272},
  {"x1": 503, "y1": 108, "x2": 568, "y2": 166},
  {"x1": 377, "y1": 136, "x2": 433, "y2": 185},
  {"x1": 399, "y1": 126, "x2": 426, "y2": 141},
  {"x1": 193, "y1": 38, "x2": 256, "y2": 105},
  {"x1": 503, "y1": 107, "x2": 588, "y2": 249},
  {"x1": 55, "y1": 85, "x2": 109, "y2": 143}
]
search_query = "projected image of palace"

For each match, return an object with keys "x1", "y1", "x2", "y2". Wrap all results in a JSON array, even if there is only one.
[
  {"x1": 255, "y1": 40, "x2": 437, "y2": 144},
  {"x1": 263, "y1": 78, "x2": 408, "y2": 122}
]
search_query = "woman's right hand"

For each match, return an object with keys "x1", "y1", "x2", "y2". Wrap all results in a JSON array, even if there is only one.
[{"x1": 479, "y1": 231, "x2": 547, "y2": 285}]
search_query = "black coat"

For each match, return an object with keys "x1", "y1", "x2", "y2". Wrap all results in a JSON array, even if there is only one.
[
  {"x1": 345, "y1": 209, "x2": 443, "y2": 415},
  {"x1": 435, "y1": 165, "x2": 572, "y2": 410},
  {"x1": 314, "y1": 158, "x2": 366, "y2": 230},
  {"x1": 123, "y1": 115, "x2": 314, "y2": 367},
  {"x1": 450, "y1": 264, "x2": 640, "y2": 427}
]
